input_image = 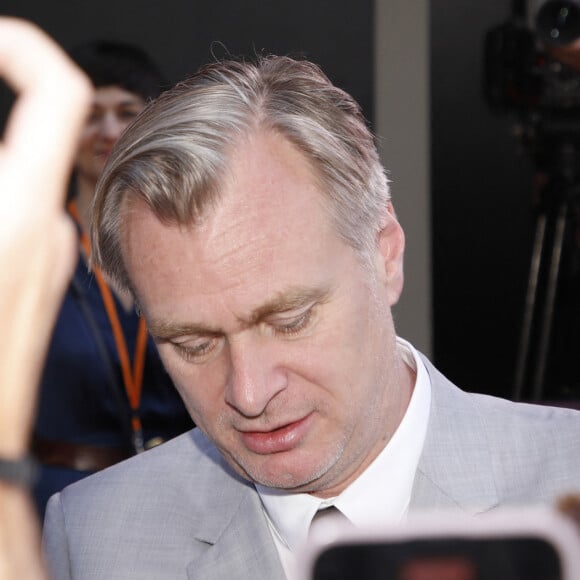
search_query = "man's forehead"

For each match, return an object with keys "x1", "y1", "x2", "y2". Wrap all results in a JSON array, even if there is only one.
[
  {"x1": 120, "y1": 130, "x2": 347, "y2": 323},
  {"x1": 123, "y1": 129, "x2": 324, "y2": 220},
  {"x1": 213, "y1": 130, "x2": 326, "y2": 220},
  {"x1": 122, "y1": 130, "x2": 331, "y2": 247}
]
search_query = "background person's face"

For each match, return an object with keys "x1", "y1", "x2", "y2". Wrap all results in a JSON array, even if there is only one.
[
  {"x1": 75, "y1": 85, "x2": 144, "y2": 184},
  {"x1": 122, "y1": 130, "x2": 408, "y2": 497}
]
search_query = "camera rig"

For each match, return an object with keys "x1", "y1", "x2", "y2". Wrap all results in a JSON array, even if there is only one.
[{"x1": 484, "y1": 0, "x2": 580, "y2": 402}]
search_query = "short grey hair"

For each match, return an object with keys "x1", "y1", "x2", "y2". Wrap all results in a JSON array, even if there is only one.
[{"x1": 91, "y1": 55, "x2": 390, "y2": 292}]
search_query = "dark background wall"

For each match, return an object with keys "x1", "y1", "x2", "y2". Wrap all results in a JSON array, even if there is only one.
[
  {"x1": 431, "y1": 0, "x2": 537, "y2": 399},
  {"x1": 0, "y1": 1, "x2": 373, "y2": 129}
]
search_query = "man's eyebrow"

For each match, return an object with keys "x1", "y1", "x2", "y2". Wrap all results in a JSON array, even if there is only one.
[
  {"x1": 147, "y1": 286, "x2": 331, "y2": 340},
  {"x1": 245, "y1": 286, "x2": 331, "y2": 325},
  {"x1": 147, "y1": 321, "x2": 221, "y2": 341}
]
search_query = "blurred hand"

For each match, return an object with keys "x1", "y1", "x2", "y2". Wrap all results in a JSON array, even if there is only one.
[
  {"x1": 0, "y1": 17, "x2": 91, "y2": 457},
  {"x1": 0, "y1": 17, "x2": 91, "y2": 580}
]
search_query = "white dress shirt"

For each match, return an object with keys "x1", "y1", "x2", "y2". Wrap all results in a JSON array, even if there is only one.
[{"x1": 256, "y1": 337, "x2": 432, "y2": 578}]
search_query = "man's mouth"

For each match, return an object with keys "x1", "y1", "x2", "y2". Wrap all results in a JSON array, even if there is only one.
[{"x1": 239, "y1": 413, "x2": 314, "y2": 454}]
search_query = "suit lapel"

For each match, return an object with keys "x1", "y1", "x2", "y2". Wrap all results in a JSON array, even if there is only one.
[
  {"x1": 410, "y1": 356, "x2": 499, "y2": 515},
  {"x1": 185, "y1": 474, "x2": 284, "y2": 580}
]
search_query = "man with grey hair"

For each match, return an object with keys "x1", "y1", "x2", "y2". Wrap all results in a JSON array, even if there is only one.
[{"x1": 44, "y1": 55, "x2": 580, "y2": 580}]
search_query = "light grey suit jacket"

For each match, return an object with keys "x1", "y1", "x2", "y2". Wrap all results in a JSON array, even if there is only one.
[{"x1": 44, "y1": 358, "x2": 580, "y2": 579}]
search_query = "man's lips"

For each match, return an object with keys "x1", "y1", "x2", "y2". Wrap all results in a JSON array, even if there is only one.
[{"x1": 239, "y1": 413, "x2": 314, "y2": 455}]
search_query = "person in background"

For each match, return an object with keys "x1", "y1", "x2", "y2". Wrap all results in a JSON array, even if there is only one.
[
  {"x1": 31, "y1": 39, "x2": 193, "y2": 519},
  {"x1": 0, "y1": 17, "x2": 91, "y2": 580}
]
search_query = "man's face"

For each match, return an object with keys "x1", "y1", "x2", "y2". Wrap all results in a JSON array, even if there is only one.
[{"x1": 123, "y1": 130, "x2": 410, "y2": 497}]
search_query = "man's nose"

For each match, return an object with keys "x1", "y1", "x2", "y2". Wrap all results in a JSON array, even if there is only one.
[{"x1": 225, "y1": 338, "x2": 287, "y2": 417}]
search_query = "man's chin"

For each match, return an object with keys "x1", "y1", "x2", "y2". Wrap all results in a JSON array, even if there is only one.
[{"x1": 231, "y1": 453, "x2": 333, "y2": 492}]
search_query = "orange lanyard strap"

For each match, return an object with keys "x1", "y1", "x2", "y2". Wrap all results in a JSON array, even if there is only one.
[{"x1": 68, "y1": 200, "x2": 148, "y2": 452}]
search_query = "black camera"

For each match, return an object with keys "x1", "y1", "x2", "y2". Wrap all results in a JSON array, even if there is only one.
[{"x1": 485, "y1": 0, "x2": 580, "y2": 144}]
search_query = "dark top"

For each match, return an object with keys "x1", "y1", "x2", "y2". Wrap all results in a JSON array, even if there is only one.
[{"x1": 33, "y1": 254, "x2": 193, "y2": 518}]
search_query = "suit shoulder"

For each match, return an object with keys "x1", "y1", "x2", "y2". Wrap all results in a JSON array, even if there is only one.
[
  {"x1": 468, "y1": 391, "x2": 580, "y2": 433},
  {"x1": 44, "y1": 429, "x2": 260, "y2": 578},
  {"x1": 56, "y1": 429, "x2": 248, "y2": 521},
  {"x1": 423, "y1": 360, "x2": 580, "y2": 505},
  {"x1": 466, "y1": 392, "x2": 580, "y2": 500}
]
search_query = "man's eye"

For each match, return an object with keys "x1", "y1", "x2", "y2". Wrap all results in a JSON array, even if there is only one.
[
  {"x1": 272, "y1": 308, "x2": 314, "y2": 336},
  {"x1": 172, "y1": 337, "x2": 218, "y2": 363}
]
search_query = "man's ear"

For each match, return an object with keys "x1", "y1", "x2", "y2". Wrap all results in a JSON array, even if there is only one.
[{"x1": 375, "y1": 201, "x2": 405, "y2": 306}]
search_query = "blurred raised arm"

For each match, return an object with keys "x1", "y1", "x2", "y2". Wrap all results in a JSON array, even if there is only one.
[{"x1": 0, "y1": 17, "x2": 91, "y2": 580}]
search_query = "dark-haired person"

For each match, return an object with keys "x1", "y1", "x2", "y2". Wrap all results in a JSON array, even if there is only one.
[{"x1": 32, "y1": 40, "x2": 193, "y2": 519}]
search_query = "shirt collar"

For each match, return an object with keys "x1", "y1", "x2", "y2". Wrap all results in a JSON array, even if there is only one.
[{"x1": 256, "y1": 337, "x2": 432, "y2": 553}]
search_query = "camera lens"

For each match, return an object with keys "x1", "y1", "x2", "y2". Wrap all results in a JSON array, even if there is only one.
[{"x1": 537, "y1": 0, "x2": 580, "y2": 45}]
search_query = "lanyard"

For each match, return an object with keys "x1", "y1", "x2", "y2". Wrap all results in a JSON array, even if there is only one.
[{"x1": 68, "y1": 200, "x2": 148, "y2": 453}]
